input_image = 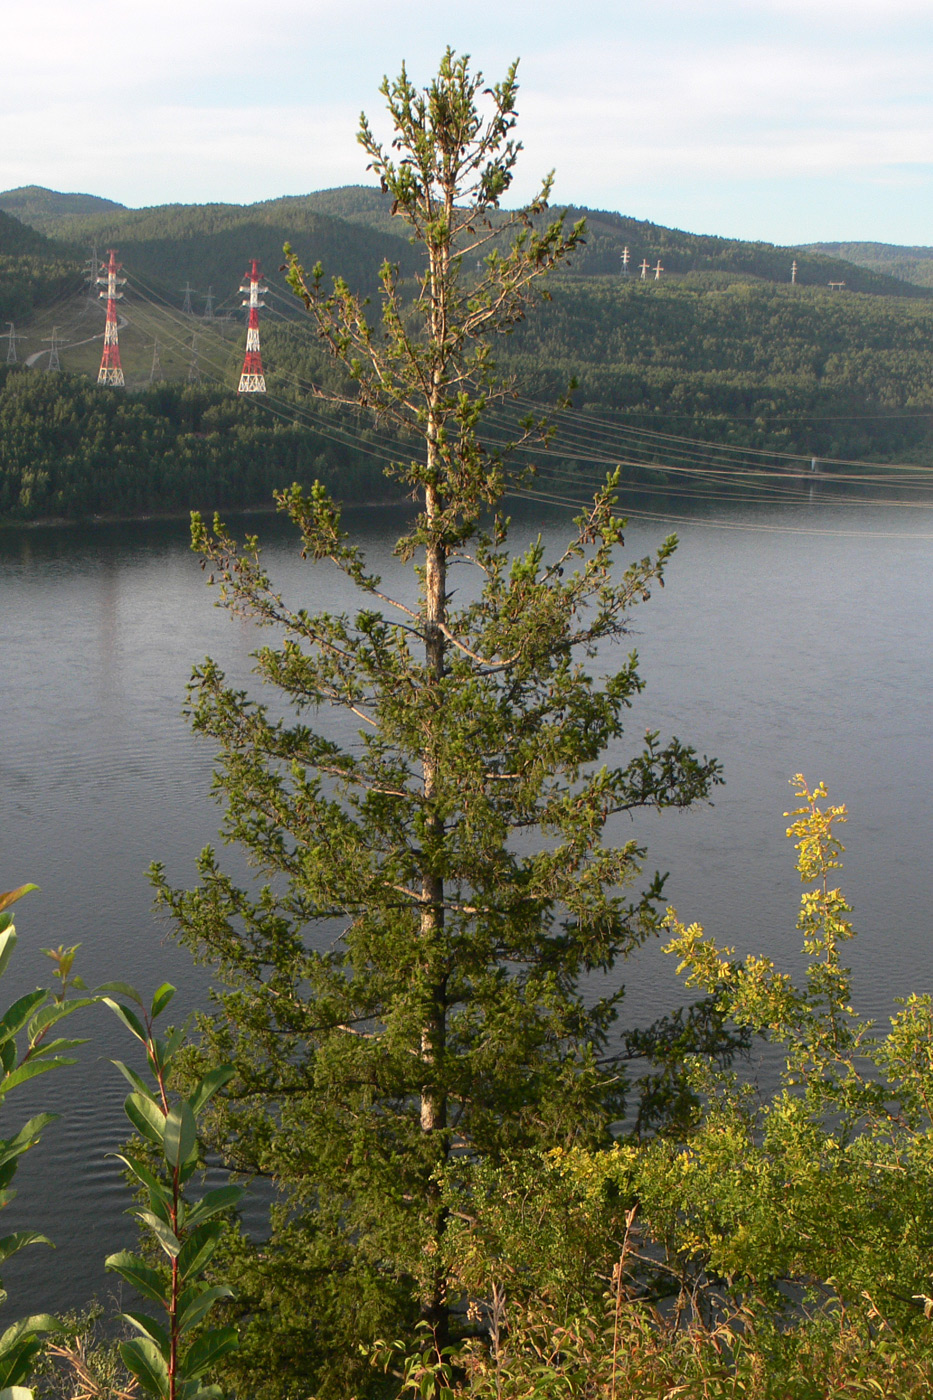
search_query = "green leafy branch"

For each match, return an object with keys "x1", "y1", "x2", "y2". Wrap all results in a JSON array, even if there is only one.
[{"x1": 103, "y1": 984, "x2": 242, "y2": 1400}]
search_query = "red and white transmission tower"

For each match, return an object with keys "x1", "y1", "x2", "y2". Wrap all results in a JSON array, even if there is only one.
[
  {"x1": 238, "y1": 258, "x2": 267, "y2": 393},
  {"x1": 97, "y1": 249, "x2": 126, "y2": 386}
]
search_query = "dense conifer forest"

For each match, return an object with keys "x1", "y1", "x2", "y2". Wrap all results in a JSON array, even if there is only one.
[
  {"x1": 808, "y1": 238, "x2": 933, "y2": 288},
  {"x1": 0, "y1": 368, "x2": 387, "y2": 519},
  {"x1": 501, "y1": 276, "x2": 933, "y2": 461},
  {"x1": 2, "y1": 182, "x2": 933, "y2": 518},
  {"x1": 0, "y1": 209, "x2": 84, "y2": 326}
]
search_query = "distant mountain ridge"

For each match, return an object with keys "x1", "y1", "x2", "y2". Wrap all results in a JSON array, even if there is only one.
[
  {"x1": 0, "y1": 185, "x2": 126, "y2": 234},
  {"x1": 4, "y1": 183, "x2": 933, "y2": 484},
  {"x1": 807, "y1": 240, "x2": 933, "y2": 289},
  {"x1": 0, "y1": 184, "x2": 928, "y2": 302},
  {"x1": 0, "y1": 187, "x2": 422, "y2": 308}
]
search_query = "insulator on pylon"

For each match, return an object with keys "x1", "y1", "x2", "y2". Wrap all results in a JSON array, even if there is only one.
[
  {"x1": 238, "y1": 257, "x2": 267, "y2": 394},
  {"x1": 97, "y1": 249, "x2": 126, "y2": 387}
]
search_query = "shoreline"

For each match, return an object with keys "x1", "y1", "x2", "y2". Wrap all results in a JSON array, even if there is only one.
[{"x1": 0, "y1": 494, "x2": 413, "y2": 531}]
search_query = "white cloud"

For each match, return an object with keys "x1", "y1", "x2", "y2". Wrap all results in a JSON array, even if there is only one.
[
  {"x1": 3, "y1": 0, "x2": 933, "y2": 241},
  {"x1": 514, "y1": 39, "x2": 933, "y2": 197},
  {"x1": 712, "y1": 0, "x2": 933, "y2": 16},
  {"x1": 0, "y1": 102, "x2": 364, "y2": 205}
]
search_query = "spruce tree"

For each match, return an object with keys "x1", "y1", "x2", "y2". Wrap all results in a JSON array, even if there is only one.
[{"x1": 153, "y1": 50, "x2": 720, "y2": 1399}]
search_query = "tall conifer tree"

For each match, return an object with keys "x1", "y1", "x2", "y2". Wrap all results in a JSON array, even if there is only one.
[{"x1": 154, "y1": 51, "x2": 719, "y2": 1398}]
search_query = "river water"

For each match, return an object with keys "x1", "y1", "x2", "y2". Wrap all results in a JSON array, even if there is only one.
[{"x1": 2, "y1": 483, "x2": 933, "y2": 1315}]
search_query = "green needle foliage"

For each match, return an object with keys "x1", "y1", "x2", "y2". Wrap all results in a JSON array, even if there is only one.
[
  {"x1": 152, "y1": 51, "x2": 720, "y2": 1399},
  {"x1": 103, "y1": 983, "x2": 242, "y2": 1400}
]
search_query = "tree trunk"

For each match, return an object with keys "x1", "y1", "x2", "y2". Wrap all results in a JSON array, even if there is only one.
[{"x1": 420, "y1": 470, "x2": 449, "y2": 1339}]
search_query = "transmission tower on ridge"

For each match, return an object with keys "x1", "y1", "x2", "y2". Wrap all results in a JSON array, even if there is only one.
[
  {"x1": 237, "y1": 258, "x2": 267, "y2": 393},
  {"x1": 182, "y1": 282, "x2": 194, "y2": 315},
  {"x1": 96, "y1": 249, "x2": 126, "y2": 386}
]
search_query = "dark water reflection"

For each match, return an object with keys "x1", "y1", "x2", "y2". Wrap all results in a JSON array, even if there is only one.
[{"x1": 1, "y1": 485, "x2": 932, "y2": 1313}]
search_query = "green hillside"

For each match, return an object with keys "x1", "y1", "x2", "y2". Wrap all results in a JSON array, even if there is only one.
[
  {"x1": 296, "y1": 187, "x2": 927, "y2": 297},
  {"x1": 3, "y1": 183, "x2": 933, "y2": 522},
  {"x1": 5, "y1": 184, "x2": 923, "y2": 303},
  {"x1": 0, "y1": 209, "x2": 83, "y2": 328},
  {"x1": 0, "y1": 206, "x2": 61, "y2": 257},
  {"x1": 564, "y1": 209, "x2": 928, "y2": 295},
  {"x1": 0, "y1": 185, "x2": 125, "y2": 234},
  {"x1": 1, "y1": 190, "x2": 422, "y2": 309},
  {"x1": 298, "y1": 186, "x2": 402, "y2": 240},
  {"x1": 502, "y1": 276, "x2": 933, "y2": 463},
  {"x1": 807, "y1": 240, "x2": 933, "y2": 289}
]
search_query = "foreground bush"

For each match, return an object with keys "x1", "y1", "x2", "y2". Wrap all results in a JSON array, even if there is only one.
[{"x1": 415, "y1": 777, "x2": 933, "y2": 1399}]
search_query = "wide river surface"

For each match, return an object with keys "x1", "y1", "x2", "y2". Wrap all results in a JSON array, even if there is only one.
[{"x1": 2, "y1": 482, "x2": 933, "y2": 1315}]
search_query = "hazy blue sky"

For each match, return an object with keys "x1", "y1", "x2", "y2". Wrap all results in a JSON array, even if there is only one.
[{"x1": 4, "y1": 0, "x2": 932, "y2": 245}]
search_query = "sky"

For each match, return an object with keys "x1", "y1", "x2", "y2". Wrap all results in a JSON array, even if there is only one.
[{"x1": 4, "y1": 0, "x2": 933, "y2": 247}]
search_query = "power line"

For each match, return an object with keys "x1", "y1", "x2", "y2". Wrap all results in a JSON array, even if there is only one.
[{"x1": 29, "y1": 252, "x2": 933, "y2": 538}]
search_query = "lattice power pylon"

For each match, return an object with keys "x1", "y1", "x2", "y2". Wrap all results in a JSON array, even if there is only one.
[
  {"x1": 187, "y1": 332, "x2": 201, "y2": 384},
  {"x1": 5, "y1": 322, "x2": 25, "y2": 364},
  {"x1": 148, "y1": 339, "x2": 163, "y2": 385},
  {"x1": 84, "y1": 242, "x2": 100, "y2": 302},
  {"x1": 43, "y1": 327, "x2": 61, "y2": 372},
  {"x1": 97, "y1": 250, "x2": 126, "y2": 386},
  {"x1": 237, "y1": 258, "x2": 267, "y2": 393}
]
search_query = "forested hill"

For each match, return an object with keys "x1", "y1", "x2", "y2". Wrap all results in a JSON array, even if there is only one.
[
  {"x1": 0, "y1": 367, "x2": 385, "y2": 520},
  {"x1": 807, "y1": 240, "x2": 933, "y2": 289},
  {"x1": 501, "y1": 276, "x2": 933, "y2": 464},
  {"x1": 4, "y1": 184, "x2": 933, "y2": 522},
  {"x1": 564, "y1": 208, "x2": 926, "y2": 295},
  {"x1": 2, "y1": 183, "x2": 925, "y2": 302},
  {"x1": 298, "y1": 187, "x2": 927, "y2": 297},
  {"x1": 0, "y1": 207, "x2": 82, "y2": 326},
  {"x1": 0, "y1": 186, "x2": 125, "y2": 235},
  {"x1": 0, "y1": 189, "x2": 423, "y2": 307},
  {"x1": 0, "y1": 206, "x2": 60, "y2": 258}
]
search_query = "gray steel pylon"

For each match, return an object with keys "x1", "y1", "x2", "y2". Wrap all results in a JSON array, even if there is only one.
[
  {"x1": 5, "y1": 322, "x2": 24, "y2": 364},
  {"x1": 43, "y1": 327, "x2": 61, "y2": 371},
  {"x1": 84, "y1": 242, "x2": 100, "y2": 301},
  {"x1": 148, "y1": 339, "x2": 163, "y2": 385},
  {"x1": 187, "y1": 332, "x2": 200, "y2": 383}
]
